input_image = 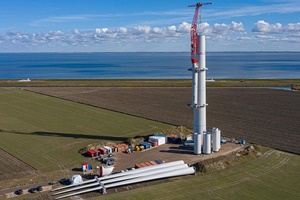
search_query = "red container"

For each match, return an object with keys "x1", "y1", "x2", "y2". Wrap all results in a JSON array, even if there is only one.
[
  {"x1": 99, "y1": 148, "x2": 106, "y2": 155},
  {"x1": 140, "y1": 163, "x2": 147, "y2": 167},
  {"x1": 93, "y1": 149, "x2": 100, "y2": 156},
  {"x1": 87, "y1": 149, "x2": 95, "y2": 157},
  {"x1": 135, "y1": 163, "x2": 143, "y2": 168}
]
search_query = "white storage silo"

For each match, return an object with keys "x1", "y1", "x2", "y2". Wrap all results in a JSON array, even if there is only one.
[
  {"x1": 217, "y1": 129, "x2": 221, "y2": 150},
  {"x1": 212, "y1": 128, "x2": 221, "y2": 152},
  {"x1": 194, "y1": 133, "x2": 202, "y2": 154},
  {"x1": 203, "y1": 131, "x2": 211, "y2": 154}
]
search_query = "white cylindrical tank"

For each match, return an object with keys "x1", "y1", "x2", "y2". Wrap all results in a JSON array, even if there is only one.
[
  {"x1": 194, "y1": 133, "x2": 201, "y2": 154},
  {"x1": 212, "y1": 128, "x2": 220, "y2": 152},
  {"x1": 203, "y1": 132, "x2": 211, "y2": 154},
  {"x1": 217, "y1": 129, "x2": 221, "y2": 150}
]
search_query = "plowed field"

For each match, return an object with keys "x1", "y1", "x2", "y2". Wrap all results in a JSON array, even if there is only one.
[
  {"x1": 0, "y1": 148, "x2": 37, "y2": 181},
  {"x1": 26, "y1": 87, "x2": 300, "y2": 154}
]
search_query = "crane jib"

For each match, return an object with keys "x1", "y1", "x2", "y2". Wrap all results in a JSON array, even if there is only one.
[{"x1": 189, "y1": 2, "x2": 212, "y2": 61}]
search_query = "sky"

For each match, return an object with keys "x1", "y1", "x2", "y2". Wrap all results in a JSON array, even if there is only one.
[{"x1": 0, "y1": 0, "x2": 299, "y2": 52}]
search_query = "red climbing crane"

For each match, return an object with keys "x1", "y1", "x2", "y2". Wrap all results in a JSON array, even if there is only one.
[{"x1": 188, "y1": 2, "x2": 212, "y2": 63}]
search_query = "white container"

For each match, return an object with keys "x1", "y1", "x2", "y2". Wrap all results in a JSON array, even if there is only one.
[
  {"x1": 193, "y1": 133, "x2": 201, "y2": 155},
  {"x1": 212, "y1": 128, "x2": 220, "y2": 152},
  {"x1": 203, "y1": 132, "x2": 211, "y2": 154},
  {"x1": 149, "y1": 136, "x2": 166, "y2": 146},
  {"x1": 103, "y1": 146, "x2": 112, "y2": 154},
  {"x1": 217, "y1": 129, "x2": 221, "y2": 150}
]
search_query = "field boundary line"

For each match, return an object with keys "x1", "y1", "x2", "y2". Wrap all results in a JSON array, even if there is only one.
[{"x1": 0, "y1": 148, "x2": 37, "y2": 171}]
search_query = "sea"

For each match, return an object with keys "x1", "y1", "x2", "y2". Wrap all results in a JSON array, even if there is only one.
[{"x1": 0, "y1": 52, "x2": 299, "y2": 79}]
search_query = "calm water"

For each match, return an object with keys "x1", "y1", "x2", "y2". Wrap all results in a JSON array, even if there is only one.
[{"x1": 0, "y1": 52, "x2": 299, "y2": 79}]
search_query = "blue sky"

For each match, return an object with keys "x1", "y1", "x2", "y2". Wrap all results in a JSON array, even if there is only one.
[{"x1": 0, "y1": 0, "x2": 299, "y2": 52}]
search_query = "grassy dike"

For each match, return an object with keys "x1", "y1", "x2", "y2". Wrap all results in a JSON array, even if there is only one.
[{"x1": 1, "y1": 79, "x2": 300, "y2": 87}]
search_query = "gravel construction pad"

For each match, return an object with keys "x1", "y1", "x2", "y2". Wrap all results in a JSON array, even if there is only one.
[{"x1": 26, "y1": 87, "x2": 300, "y2": 154}]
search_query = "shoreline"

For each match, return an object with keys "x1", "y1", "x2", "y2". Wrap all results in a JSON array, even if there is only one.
[{"x1": 0, "y1": 79, "x2": 300, "y2": 89}]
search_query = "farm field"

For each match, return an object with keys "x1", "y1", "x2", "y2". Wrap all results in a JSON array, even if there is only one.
[
  {"x1": 0, "y1": 86, "x2": 299, "y2": 200},
  {"x1": 0, "y1": 88, "x2": 172, "y2": 187},
  {"x1": 0, "y1": 148, "x2": 37, "y2": 181},
  {"x1": 99, "y1": 150, "x2": 300, "y2": 200},
  {"x1": 27, "y1": 87, "x2": 300, "y2": 154}
]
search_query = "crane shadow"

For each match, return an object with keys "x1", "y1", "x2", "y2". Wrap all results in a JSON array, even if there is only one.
[
  {"x1": 0, "y1": 129, "x2": 128, "y2": 142},
  {"x1": 159, "y1": 146, "x2": 194, "y2": 155}
]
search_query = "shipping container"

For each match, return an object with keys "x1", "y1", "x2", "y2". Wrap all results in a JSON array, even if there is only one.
[
  {"x1": 149, "y1": 161, "x2": 157, "y2": 165},
  {"x1": 82, "y1": 162, "x2": 88, "y2": 171},
  {"x1": 87, "y1": 150, "x2": 95, "y2": 157},
  {"x1": 140, "y1": 142, "x2": 151, "y2": 149},
  {"x1": 93, "y1": 149, "x2": 100, "y2": 157},
  {"x1": 88, "y1": 164, "x2": 92, "y2": 170},
  {"x1": 135, "y1": 163, "x2": 143, "y2": 168},
  {"x1": 99, "y1": 148, "x2": 106, "y2": 155},
  {"x1": 140, "y1": 163, "x2": 147, "y2": 168},
  {"x1": 167, "y1": 136, "x2": 176, "y2": 143},
  {"x1": 103, "y1": 146, "x2": 112, "y2": 154}
]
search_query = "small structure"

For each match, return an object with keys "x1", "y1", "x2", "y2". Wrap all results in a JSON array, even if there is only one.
[
  {"x1": 149, "y1": 135, "x2": 166, "y2": 146},
  {"x1": 87, "y1": 150, "x2": 95, "y2": 157},
  {"x1": 103, "y1": 146, "x2": 112, "y2": 154},
  {"x1": 140, "y1": 142, "x2": 151, "y2": 149},
  {"x1": 72, "y1": 175, "x2": 83, "y2": 185},
  {"x1": 17, "y1": 78, "x2": 31, "y2": 82},
  {"x1": 82, "y1": 162, "x2": 88, "y2": 171}
]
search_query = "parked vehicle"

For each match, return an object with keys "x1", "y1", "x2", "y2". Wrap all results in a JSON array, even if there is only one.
[
  {"x1": 36, "y1": 186, "x2": 43, "y2": 191},
  {"x1": 59, "y1": 178, "x2": 71, "y2": 185},
  {"x1": 15, "y1": 189, "x2": 23, "y2": 195},
  {"x1": 28, "y1": 188, "x2": 36, "y2": 193}
]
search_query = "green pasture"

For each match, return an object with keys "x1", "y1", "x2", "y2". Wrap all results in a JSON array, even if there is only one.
[
  {"x1": 102, "y1": 150, "x2": 300, "y2": 200},
  {"x1": 0, "y1": 88, "x2": 172, "y2": 172}
]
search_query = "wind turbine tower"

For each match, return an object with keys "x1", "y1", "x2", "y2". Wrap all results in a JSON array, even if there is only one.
[{"x1": 188, "y1": 2, "x2": 212, "y2": 155}]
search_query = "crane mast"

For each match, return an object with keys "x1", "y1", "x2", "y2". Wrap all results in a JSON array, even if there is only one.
[{"x1": 188, "y1": 2, "x2": 212, "y2": 62}]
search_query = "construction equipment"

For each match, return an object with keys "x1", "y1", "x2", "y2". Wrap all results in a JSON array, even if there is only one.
[{"x1": 188, "y1": 2, "x2": 212, "y2": 63}]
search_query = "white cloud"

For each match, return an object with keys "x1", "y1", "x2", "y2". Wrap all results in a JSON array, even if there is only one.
[
  {"x1": 177, "y1": 22, "x2": 190, "y2": 33},
  {"x1": 253, "y1": 20, "x2": 282, "y2": 33},
  {"x1": 253, "y1": 20, "x2": 300, "y2": 35},
  {"x1": 95, "y1": 28, "x2": 109, "y2": 34},
  {"x1": 1, "y1": 20, "x2": 299, "y2": 52},
  {"x1": 133, "y1": 26, "x2": 152, "y2": 34},
  {"x1": 285, "y1": 23, "x2": 300, "y2": 32},
  {"x1": 117, "y1": 27, "x2": 128, "y2": 34}
]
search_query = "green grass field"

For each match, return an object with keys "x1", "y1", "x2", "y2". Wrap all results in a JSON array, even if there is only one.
[
  {"x1": 102, "y1": 150, "x2": 300, "y2": 200},
  {"x1": 1, "y1": 88, "x2": 300, "y2": 200},
  {"x1": 0, "y1": 88, "x2": 173, "y2": 172}
]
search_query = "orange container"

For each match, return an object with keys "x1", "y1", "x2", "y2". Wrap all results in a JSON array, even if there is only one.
[{"x1": 149, "y1": 161, "x2": 157, "y2": 165}]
